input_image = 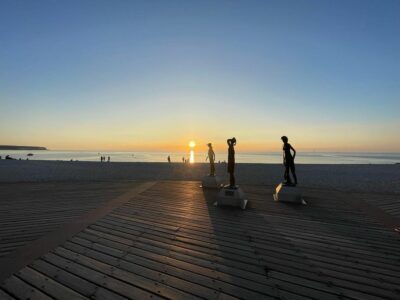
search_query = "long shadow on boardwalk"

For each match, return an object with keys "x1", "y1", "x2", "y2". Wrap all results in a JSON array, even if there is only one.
[{"x1": 201, "y1": 187, "x2": 346, "y2": 300}]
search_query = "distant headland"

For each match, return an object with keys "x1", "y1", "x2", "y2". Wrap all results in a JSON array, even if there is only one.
[{"x1": 0, "y1": 145, "x2": 47, "y2": 150}]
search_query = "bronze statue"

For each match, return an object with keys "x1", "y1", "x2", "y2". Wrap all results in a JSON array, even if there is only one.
[
  {"x1": 281, "y1": 136, "x2": 297, "y2": 186},
  {"x1": 206, "y1": 143, "x2": 216, "y2": 176},
  {"x1": 227, "y1": 137, "x2": 236, "y2": 188}
]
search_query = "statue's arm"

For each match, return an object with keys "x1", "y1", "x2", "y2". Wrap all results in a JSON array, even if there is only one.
[{"x1": 291, "y1": 145, "x2": 296, "y2": 159}]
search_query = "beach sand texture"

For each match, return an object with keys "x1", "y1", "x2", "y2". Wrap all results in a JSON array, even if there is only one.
[{"x1": 0, "y1": 160, "x2": 399, "y2": 194}]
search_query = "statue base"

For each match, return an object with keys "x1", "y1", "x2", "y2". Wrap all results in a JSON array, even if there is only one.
[
  {"x1": 215, "y1": 185, "x2": 248, "y2": 209},
  {"x1": 201, "y1": 175, "x2": 223, "y2": 188},
  {"x1": 273, "y1": 183, "x2": 306, "y2": 205}
]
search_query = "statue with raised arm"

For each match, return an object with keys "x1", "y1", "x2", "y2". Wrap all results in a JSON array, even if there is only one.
[
  {"x1": 206, "y1": 143, "x2": 216, "y2": 176},
  {"x1": 215, "y1": 136, "x2": 247, "y2": 209},
  {"x1": 281, "y1": 136, "x2": 297, "y2": 186},
  {"x1": 227, "y1": 137, "x2": 236, "y2": 188}
]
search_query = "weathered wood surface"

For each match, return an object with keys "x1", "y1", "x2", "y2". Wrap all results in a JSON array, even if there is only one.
[
  {"x1": 0, "y1": 181, "x2": 138, "y2": 258},
  {"x1": 355, "y1": 192, "x2": 400, "y2": 218},
  {"x1": 1, "y1": 181, "x2": 400, "y2": 299}
]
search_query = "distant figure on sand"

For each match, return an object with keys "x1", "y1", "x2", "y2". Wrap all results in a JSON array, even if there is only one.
[
  {"x1": 281, "y1": 136, "x2": 297, "y2": 186},
  {"x1": 168, "y1": 155, "x2": 171, "y2": 163},
  {"x1": 107, "y1": 156, "x2": 110, "y2": 162},
  {"x1": 206, "y1": 143, "x2": 216, "y2": 176},
  {"x1": 227, "y1": 138, "x2": 236, "y2": 188},
  {"x1": 182, "y1": 157, "x2": 185, "y2": 163}
]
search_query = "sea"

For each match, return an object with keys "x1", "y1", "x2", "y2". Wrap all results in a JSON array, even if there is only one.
[{"x1": 0, "y1": 150, "x2": 399, "y2": 164}]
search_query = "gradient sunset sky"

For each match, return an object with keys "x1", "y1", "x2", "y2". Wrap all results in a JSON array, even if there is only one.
[{"x1": 1, "y1": 0, "x2": 399, "y2": 152}]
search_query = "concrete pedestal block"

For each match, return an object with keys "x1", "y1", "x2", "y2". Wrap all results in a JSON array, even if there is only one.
[
  {"x1": 201, "y1": 175, "x2": 223, "y2": 188},
  {"x1": 215, "y1": 186, "x2": 248, "y2": 209},
  {"x1": 273, "y1": 183, "x2": 306, "y2": 205}
]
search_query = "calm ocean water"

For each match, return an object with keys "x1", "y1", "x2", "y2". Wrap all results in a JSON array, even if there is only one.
[{"x1": 0, "y1": 150, "x2": 399, "y2": 164}]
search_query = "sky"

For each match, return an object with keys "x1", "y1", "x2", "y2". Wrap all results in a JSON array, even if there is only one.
[{"x1": 0, "y1": 0, "x2": 399, "y2": 152}]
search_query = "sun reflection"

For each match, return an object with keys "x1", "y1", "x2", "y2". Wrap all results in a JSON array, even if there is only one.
[
  {"x1": 189, "y1": 150, "x2": 195, "y2": 163},
  {"x1": 188, "y1": 141, "x2": 196, "y2": 163}
]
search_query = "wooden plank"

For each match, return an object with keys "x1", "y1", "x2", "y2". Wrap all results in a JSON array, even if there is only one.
[
  {"x1": 69, "y1": 234, "x2": 340, "y2": 300},
  {"x1": 16, "y1": 266, "x2": 89, "y2": 300},
  {"x1": 1, "y1": 275, "x2": 53, "y2": 300},
  {"x1": 42, "y1": 251, "x2": 162, "y2": 300},
  {"x1": 30, "y1": 259, "x2": 128, "y2": 300},
  {"x1": 63, "y1": 240, "x2": 221, "y2": 300},
  {"x1": 0, "y1": 289, "x2": 15, "y2": 300},
  {"x1": 53, "y1": 246, "x2": 205, "y2": 300}
]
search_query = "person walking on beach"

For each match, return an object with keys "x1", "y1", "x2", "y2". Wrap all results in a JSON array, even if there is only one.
[
  {"x1": 227, "y1": 138, "x2": 236, "y2": 188},
  {"x1": 167, "y1": 155, "x2": 171, "y2": 163},
  {"x1": 206, "y1": 143, "x2": 216, "y2": 176},
  {"x1": 107, "y1": 156, "x2": 110, "y2": 162},
  {"x1": 281, "y1": 136, "x2": 297, "y2": 185}
]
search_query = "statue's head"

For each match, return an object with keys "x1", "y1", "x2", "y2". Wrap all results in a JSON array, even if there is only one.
[
  {"x1": 207, "y1": 143, "x2": 212, "y2": 148},
  {"x1": 281, "y1": 136, "x2": 288, "y2": 143},
  {"x1": 227, "y1": 137, "x2": 237, "y2": 146}
]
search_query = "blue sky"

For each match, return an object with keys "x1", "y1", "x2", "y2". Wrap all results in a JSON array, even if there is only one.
[{"x1": 1, "y1": 0, "x2": 399, "y2": 151}]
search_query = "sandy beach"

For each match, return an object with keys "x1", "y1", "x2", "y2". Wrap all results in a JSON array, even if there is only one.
[{"x1": 0, "y1": 160, "x2": 399, "y2": 194}]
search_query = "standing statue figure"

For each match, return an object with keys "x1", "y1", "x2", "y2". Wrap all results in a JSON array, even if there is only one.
[
  {"x1": 281, "y1": 136, "x2": 297, "y2": 186},
  {"x1": 227, "y1": 137, "x2": 236, "y2": 188},
  {"x1": 206, "y1": 143, "x2": 216, "y2": 176}
]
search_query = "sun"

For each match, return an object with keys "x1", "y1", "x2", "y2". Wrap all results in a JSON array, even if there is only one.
[{"x1": 189, "y1": 141, "x2": 196, "y2": 148}]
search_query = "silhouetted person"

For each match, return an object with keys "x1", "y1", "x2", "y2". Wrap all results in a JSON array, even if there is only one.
[
  {"x1": 206, "y1": 143, "x2": 216, "y2": 176},
  {"x1": 227, "y1": 138, "x2": 236, "y2": 188},
  {"x1": 5, "y1": 155, "x2": 13, "y2": 160},
  {"x1": 107, "y1": 156, "x2": 110, "y2": 162},
  {"x1": 281, "y1": 136, "x2": 297, "y2": 185},
  {"x1": 182, "y1": 157, "x2": 185, "y2": 163},
  {"x1": 167, "y1": 155, "x2": 171, "y2": 163}
]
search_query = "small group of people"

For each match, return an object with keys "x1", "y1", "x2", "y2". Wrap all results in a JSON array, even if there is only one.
[
  {"x1": 100, "y1": 156, "x2": 110, "y2": 162},
  {"x1": 206, "y1": 136, "x2": 298, "y2": 188},
  {"x1": 0, "y1": 155, "x2": 16, "y2": 160}
]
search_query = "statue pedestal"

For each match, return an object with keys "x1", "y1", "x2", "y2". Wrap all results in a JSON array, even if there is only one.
[
  {"x1": 215, "y1": 186, "x2": 248, "y2": 209},
  {"x1": 273, "y1": 183, "x2": 306, "y2": 205},
  {"x1": 201, "y1": 175, "x2": 223, "y2": 188}
]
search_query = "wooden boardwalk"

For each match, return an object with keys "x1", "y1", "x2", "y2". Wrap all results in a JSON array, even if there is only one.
[
  {"x1": 0, "y1": 181, "x2": 138, "y2": 258},
  {"x1": 1, "y1": 181, "x2": 400, "y2": 299}
]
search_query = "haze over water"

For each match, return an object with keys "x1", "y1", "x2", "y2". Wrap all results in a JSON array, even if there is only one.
[{"x1": 1, "y1": 150, "x2": 399, "y2": 164}]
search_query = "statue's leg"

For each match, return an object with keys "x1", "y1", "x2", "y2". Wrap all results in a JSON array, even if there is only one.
[
  {"x1": 210, "y1": 161, "x2": 215, "y2": 176},
  {"x1": 284, "y1": 164, "x2": 292, "y2": 184},
  {"x1": 290, "y1": 163, "x2": 297, "y2": 185}
]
